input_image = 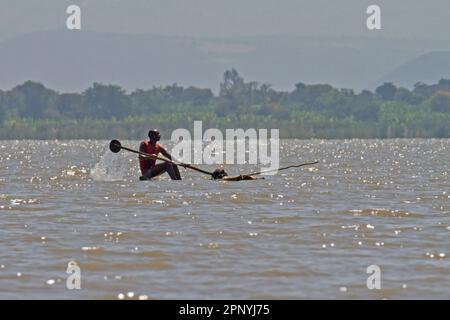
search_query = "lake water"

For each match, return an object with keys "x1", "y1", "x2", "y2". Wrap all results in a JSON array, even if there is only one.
[{"x1": 0, "y1": 139, "x2": 449, "y2": 299}]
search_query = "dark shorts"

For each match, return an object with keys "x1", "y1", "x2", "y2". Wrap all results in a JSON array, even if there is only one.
[{"x1": 144, "y1": 167, "x2": 154, "y2": 179}]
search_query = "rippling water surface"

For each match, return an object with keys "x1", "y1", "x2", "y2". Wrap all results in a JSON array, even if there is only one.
[{"x1": 0, "y1": 139, "x2": 449, "y2": 299}]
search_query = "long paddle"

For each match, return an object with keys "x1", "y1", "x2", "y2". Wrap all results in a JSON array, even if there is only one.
[
  {"x1": 243, "y1": 161, "x2": 319, "y2": 177},
  {"x1": 109, "y1": 140, "x2": 227, "y2": 179},
  {"x1": 221, "y1": 161, "x2": 319, "y2": 181}
]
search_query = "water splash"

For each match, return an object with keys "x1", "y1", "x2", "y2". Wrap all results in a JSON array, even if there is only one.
[{"x1": 90, "y1": 149, "x2": 130, "y2": 181}]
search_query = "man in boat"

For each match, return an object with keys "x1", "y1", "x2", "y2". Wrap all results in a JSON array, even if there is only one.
[{"x1": 139, "y1": 129, "x2": 182, "y2": 180}]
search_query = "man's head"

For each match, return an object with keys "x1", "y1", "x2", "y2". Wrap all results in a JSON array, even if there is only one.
[{"x1": 148, "y1": 129, "x2": 161, "y2": 142}]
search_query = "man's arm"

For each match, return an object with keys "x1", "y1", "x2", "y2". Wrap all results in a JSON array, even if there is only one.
[
  {"x1": 160, "y1": 146, "x2": 189, "y2": 168},
  {"x1": 139, "y1": 142, "x2": 147, "y2": 159},
  {"x1": 159, "y1": 146, "x2": 172, "y2": 160}
]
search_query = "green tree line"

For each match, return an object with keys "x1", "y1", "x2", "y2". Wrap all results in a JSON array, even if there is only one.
[{"x1": 1, "y1": 69, "x2": 449, "y2": 139}]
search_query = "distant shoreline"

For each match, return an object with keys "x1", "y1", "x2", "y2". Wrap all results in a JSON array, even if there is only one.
[{"x1": 1, "y1": 72, "x2": 450, "y2": 139}]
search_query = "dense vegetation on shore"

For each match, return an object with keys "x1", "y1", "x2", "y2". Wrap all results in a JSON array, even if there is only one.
[{"x1": 1, "y1": 70, "x2": 450, "y2": 139}]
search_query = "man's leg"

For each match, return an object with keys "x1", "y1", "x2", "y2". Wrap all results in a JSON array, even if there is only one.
[
  {"x1": 166, "y1": 163, "x2": 182, "y2": 180},
  {"x1": 172, "y1": 164, "x2": 182, "y2": 180},
  {"x1": 144, "y1": 163, "x2": 168, "y2": 179},
  {"x1": 145, "y1": 163, "x2": 182, "y2": 180}
]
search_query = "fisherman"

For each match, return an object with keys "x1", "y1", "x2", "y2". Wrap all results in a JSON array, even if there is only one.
[{"x1": 139, "y1": 129, "x2": 182, "y2": 180}]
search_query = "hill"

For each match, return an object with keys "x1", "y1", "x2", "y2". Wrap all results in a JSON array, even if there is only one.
[{"x1": 375, "y1": 51, "x2": 450, "y2": 89}]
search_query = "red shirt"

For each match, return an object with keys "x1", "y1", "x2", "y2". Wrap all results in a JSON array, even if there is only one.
[{"x1": 139, "y1": 141, "x2": 162, "y2": 175}]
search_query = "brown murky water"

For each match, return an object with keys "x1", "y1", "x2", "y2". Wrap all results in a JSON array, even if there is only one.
[{"x1": 0, "y1": 139, "x2": 449, "y2": 299}]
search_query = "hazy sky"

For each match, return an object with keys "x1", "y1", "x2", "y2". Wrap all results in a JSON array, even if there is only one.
[{"x1": 1, "y1": 0, "x2": 450, "y2": 40}]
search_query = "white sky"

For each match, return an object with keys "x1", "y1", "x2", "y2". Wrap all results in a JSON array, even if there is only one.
[{"x1": 0, "y1": 0, "x2": 449, "y2": 40}]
